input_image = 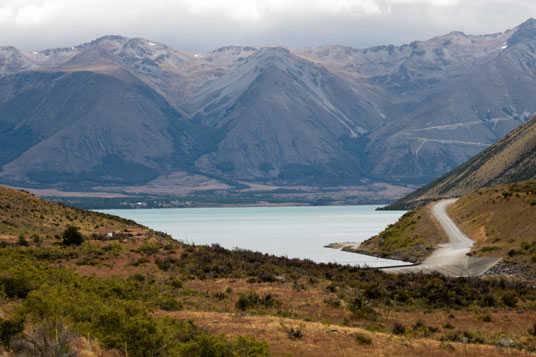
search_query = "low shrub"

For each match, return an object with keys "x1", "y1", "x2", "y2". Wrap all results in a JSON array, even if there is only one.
[
  {"x1": 346, "y1": 296, "x2": 376, "y2": 319},
  {"x1": 280, "y1": 322, "x2": 304, "y2": 340},
  {"x1": 0, "y1": 314, "x2": 24, "y2": 347},
  {"x1": 528, "y1": 322, "x2": 536, "y2": 336},
  {"x1": 155, "y1": 256, "x2": 176, "y2": 271},
  {"x1": 31, "y1": 234, "x2": 41, "y2": 244},
  {"x1": 354, "y1": 332, "x2": 372, "y2": 345},
  {"x1": 441, "y1": 330, "x2": 486, "y2": 344},
  {"x1": 502, "y1": 293, "x2": 518, "y2": 307},
  {"x1": 158, "y1": 297, "x2": 183, "y2": 311},
  {"x1": 0, "y1": 275, "x2": 33, "y2": 298},
  {"x1": 235, "y1": 292, "x2": 281, "y2": 311},
  {"x1": 17, "y1": 235, "x2": 29, "y2": 247},
  {"x1": 391, "y1": 321, "x2": 406, "y2": 335},
  {"x1": 137, "y1": 244, "x2": 160, "y2": 255}
]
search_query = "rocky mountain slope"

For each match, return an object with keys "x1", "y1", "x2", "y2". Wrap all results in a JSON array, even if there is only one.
[
  {"x1": 2, "y1": 20, "x2": 536, "y2": 194},
  {"x1": 388, "y1": 114, "x2": 536, "y2": 209}
]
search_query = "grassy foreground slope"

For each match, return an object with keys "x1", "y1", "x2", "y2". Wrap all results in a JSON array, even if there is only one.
[
  {"x1": 448, "y1": 180, "x2": 536, "y2": 277},
  {"x1": 1, "y1": 186, "x2": 536, "y2": 355},
  {"x1": 387, "y1": 115, "x2": 536, "y2": 210},
  {"x1": 356, "y1": 204, "x2": 447, "y2": 263}
]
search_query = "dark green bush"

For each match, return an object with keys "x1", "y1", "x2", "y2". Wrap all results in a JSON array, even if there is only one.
[
  {"x1": 502, "y1": 293, "x2": 518, "y2": 307},
  {"x1": 89, "y1": 304, "x2": 164, "y2": 356},
  {"x1": 62, "y1": 226, "x2": 83, "y2": 246},
  {"x1": 129, "y1": 257, "x2": 150, "y2": 266},
  {"x1": 31, "y1": 234, "x2": 41, "y2": 244},
  {"x1": 213, "y1": 292, "x2": 227, "y2": 300},
  {"x1": 235, "y1": 292, "x2": 281, "y2": 311},
  {"x1": 0, "y1": 314, "x2": 24, "y2": 347},
  {"x1": 137, "y1": 244, "x2": 160, "y2": 255},
  {"x1": 155, "y1": 256, "x2": 176, "y2": 271},
  {"x1": 0, "y1": 275, "x2": 33, "y2": 298},
  {"x1": 158, "y1": 297, "x2": 183, "y2": 311},
  {"x1": 230, "y1": 335, "x2": 270, "y2": 356},
  {"x1": 168, "y1": 278, "x2": 183, "y2": 289},
  {"x1": 346, "y1": 296, "x2": 376, "y2": 319},
  {"x1": 529, "y1": 322, "x2": 536, "y2": 336},
  {"x1": 17, "y1": 235, "x2": 29, "y2": 247},
  {"x1": 479, "y1": 294, "x2": 496, "y2": 307},
  {"x1": 391, "y1": 321, "x2": 405, "y2": 335}
]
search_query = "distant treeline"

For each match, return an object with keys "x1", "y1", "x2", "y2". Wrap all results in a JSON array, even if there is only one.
[{"x1": 44, "y1": 194, "x2": 337, "y2": 210}]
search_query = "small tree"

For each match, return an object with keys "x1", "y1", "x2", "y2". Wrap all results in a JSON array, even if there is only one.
[
  {"x1": 62, "y1": 226, "x2": 83, "y2": 246},
  {"x1": 17, "y1": 235, "x2": 29, "y2": 247}
]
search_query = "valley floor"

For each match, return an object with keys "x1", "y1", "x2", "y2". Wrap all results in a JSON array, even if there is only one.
[{"x1": 4, "y1": 181, "x2": 415, "y2": 209}]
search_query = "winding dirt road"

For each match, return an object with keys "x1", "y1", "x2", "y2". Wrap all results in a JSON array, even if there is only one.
[{"x1": 381, "y1": 199, "x2": 501, "y2": 277}]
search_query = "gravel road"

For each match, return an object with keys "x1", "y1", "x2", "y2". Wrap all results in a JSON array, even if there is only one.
[{"x1": 381, "y1": 199, "x2": 501, "y2": 277}]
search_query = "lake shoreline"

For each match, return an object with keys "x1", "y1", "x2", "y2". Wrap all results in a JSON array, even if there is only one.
[{"x1": 99, "y1": 205, "x2": 407, "y2": 268}]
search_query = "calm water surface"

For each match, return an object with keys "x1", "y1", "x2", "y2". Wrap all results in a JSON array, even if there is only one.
[{"x1": 99, "y1": 205, "x2": 409, "y2": 267}]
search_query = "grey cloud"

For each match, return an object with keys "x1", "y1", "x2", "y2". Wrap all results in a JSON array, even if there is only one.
[{"x1": 0, "y1": 0, "x2": 534, "y2": 51}]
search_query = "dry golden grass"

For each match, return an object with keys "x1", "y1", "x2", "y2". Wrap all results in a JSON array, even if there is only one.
[
  {"x1": 448, "y1": 181, "x2": 536, "y2": 263},
  {"x1": 156, "y1": 310, "x2": 532, "y2": 357},
  {"x1": 0, "y1": 186, "x2": 158, "y2": 242},
  {"x1": 51, "y1": 248, "x2": 536, "y2": 356}
]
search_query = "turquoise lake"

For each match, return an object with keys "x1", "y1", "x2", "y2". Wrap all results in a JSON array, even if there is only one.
[{"x1": 99, "y1": 205, "x2": 409, "y2": 267}]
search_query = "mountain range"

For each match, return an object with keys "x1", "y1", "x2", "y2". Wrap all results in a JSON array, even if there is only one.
[{"x1": 2, "y1": 19, "x2": 536, "y2": 197}]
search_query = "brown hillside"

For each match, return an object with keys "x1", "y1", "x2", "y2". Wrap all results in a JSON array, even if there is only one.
[
  {"x1": 1, "y1": 185, "x2": 536, "y2": 355},
  {"x1": 449, "y1": 181, "x2": 536, "y2": 266},
  {"x1": 0, "y1": 185, "x2": 165, "y2": 243}
]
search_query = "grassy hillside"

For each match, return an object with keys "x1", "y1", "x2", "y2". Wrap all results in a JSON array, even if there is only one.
[
  {"x1": 0, "y1": 186, "x2": 157, "y2": 242},
  {"x1": 362, "y1": 180, "x2": 536, "y2": 277},
  {"x1": 387, "y1": 115, "x2": 536, "y2": 210},
  {"x1": 448, "y1": 180, "x2": 536, "y2": 277},
  {"x1": 1, "y1": 186, "x2": 536, "y2": 355},
  {"x1": 355, "y1": 204, "x2": 447, "y2": 263}
]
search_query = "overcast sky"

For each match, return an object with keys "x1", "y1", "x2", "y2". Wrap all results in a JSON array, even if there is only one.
[{"x1": 0, "y1": 0, "x2": 534, "y2": 52}]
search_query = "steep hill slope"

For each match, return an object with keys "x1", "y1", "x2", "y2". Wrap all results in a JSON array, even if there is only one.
[{"x1": 389, "y1": 115, "x2": 536, "y2": 209}]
